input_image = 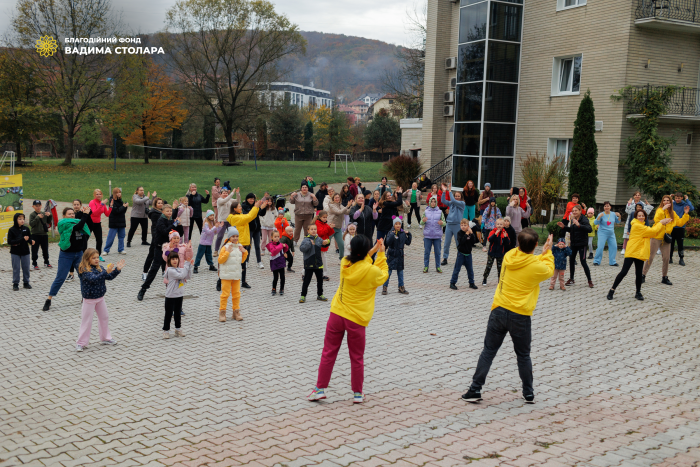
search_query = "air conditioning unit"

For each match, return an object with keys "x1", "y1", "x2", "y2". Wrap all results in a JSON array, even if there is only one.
[
  {"x1": 595, "y1": 121, "x2": 603, "y2": 132},
  {"x1": 444, "y1": 91, "x2": 454, "y2": 103},
  {"x1": 444, "y1": 105, "x2": 454, "y2": 117},
  {"x1": 445, "y1": 57, "x2": 457, "y2": 69},
  {"x1": 450, "y1": 77, "x2": 457, "y2": 89}
]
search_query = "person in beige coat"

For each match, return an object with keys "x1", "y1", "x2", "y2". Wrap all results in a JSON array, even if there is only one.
[
  {"x1": 327, "y1": 193, "x2": 355, "y2": 260},
  {"x1": 290, "y1": 185, "x2": 318, "y2": 242}
]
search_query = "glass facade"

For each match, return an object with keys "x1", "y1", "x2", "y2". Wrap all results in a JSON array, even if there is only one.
[{"x1": 454, "y1": 0, "x2": 522, "y2": 191}]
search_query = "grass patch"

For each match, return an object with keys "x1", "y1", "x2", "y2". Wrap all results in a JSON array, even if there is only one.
[{"x1": 3, "y1": 159, "x2": 385, "y2": 204}]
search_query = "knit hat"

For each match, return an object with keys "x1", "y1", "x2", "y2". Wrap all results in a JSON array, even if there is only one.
[
  {"x1": 224, "y1": 226, "x2": 239, "y2": 239},
  {"x1": 587, "y1": 207, "x2": 594, "y2": 215},
  {"x1": 278, "y1": 208, "x2": 285, "y2": 215},
  {"x1": 484, "y1": 183, "x2": 491, "y2": 188},
  {"x1": 204, "y1": 209, "x2": 215, "y2": 219},
  {"x1": 489, "y1": 196, "x2": 496, "y2": 203},
  {"x1": 558, "y1": 238, "x2": 566, "y2": 244},
  {"x1": 168, "y1": 230, "x2": 180, "y2": 240}
]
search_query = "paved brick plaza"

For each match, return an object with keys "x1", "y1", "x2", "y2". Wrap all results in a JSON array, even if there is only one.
[{"x1": 2, "y1": 225, "x2": 699, "y2": 466}]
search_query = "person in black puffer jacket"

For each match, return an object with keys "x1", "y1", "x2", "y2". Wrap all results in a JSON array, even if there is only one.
[
  {"x1": 8, "y1": 212, "x2": 33, "y2": 290},
  {"x1": 557, "y1": 204, "x2": 593, "y2": 287},
  {"x1": 382, "y1": 218, "x2": 412, "y2": 295},
  {"x1": 103, "y1": 187, "x2": 128, "y2": 255},
  {"x1": 143, "y1": 197, "x2": 164, "y2": 275},
  {"x1": 138, "y1": 203, "x2": 184, "y2": 301},
  {"x1": 186, "y1": 183, "x2": 211, "y2": 235},
  {"x1": 375, "y1": 188, "x2": 404, "y2": 241},
  {"x1": 242, "y1": 193, "x2": 262, "y2": 265}
]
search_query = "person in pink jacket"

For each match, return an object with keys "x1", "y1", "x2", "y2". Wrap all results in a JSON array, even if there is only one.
[{"x1": 88, "y1": 189, "x2": 112, "y2": 261}]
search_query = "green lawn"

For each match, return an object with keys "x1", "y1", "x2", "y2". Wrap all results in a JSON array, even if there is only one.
[{"x1": 4, "y1": 159, "x2": 385, "y2": 204}]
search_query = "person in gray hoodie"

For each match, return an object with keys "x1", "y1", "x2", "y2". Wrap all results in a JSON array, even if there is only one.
[
  {"x1": 128, "y1": 186, "x2": 154, "y2": 247},
  {"x1": 162, "y1": 251, "x2": 193, "y2": 339},
  {"x1": 440, "y1": 182, "x2": 466, "y2": 265}
]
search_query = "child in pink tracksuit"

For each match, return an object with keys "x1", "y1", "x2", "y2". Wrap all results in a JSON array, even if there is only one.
[
  {"x1": 177, "y1": 197, "x2": 194, "y2": 243},
  {"x1": 75, "y1": 248, "x2": 123, "y2": 351}
]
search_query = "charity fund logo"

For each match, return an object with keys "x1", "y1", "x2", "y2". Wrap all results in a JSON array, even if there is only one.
[{"x1": 35, "y1": 35, "x2": 58, "y2": 57}]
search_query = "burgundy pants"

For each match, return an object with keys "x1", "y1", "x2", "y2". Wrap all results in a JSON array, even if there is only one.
[{"x1": 316, "y1": 312, "x2": 366, "y2": 393}]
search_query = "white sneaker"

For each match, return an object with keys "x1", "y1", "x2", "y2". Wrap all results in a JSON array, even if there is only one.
[
  {"x1": 103, "y1": 251, "x2": 109, "y2": 256},
  {"x1": 407, "y1": 224, "x2": 411, "y2": 228},
  {"x1": 163, "y1": 332, "x2": 170, "y2": 339},
  {"x1": 353, "y1": 392, "x2": 365, "y2": 404},
  {"x1": 142, "y1": 273, "x2": 147, "y2": 281},
  {"x1": 118, "y1": 251, "x2": 126, "y2": 255},
  {"x1": 308, "y1": 387, "x2": 326, "y2": 401},
  {"x1": 482, "y1": 280, "x2": 487, "y2": 286},
  {"x1": 258, "y1": 262, "x2": 264, "y2": 269},
  {"x1": 76, "y1": 344, "x2": 86, "y2": 352},
  {"x1": 100, "y1": 339, "x2": 117, "y2": 345},
  {"x1": 419, "y1": 224, "x2": 423, "y2": 229},
  {"x1": 65, "y1": 274, "x2": 74, "y2": 282},
  {"x1": 657, "y1": 249, "x2": 661, "y2": 255},
  {"x1": 621, "y1": 249, "x2": 626, "y2": 255}
]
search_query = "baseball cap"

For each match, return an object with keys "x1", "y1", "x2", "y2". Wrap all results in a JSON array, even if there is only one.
[{"x1": 33, "y1": 200, "x2": 42, "y2": 206}]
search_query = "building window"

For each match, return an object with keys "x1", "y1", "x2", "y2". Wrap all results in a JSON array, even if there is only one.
[
  {"x1": 557, "y1": 0, "x2": 587, "y2": 10},
  {"x1": 552, "y1": 56, "x2": 582, "y2": 95},
  {"x1": 548, "y1": 138, "x2": 574, "y2": 165},
  {"x1": 459, "y1": 2, "x2": 488, "y2": 43},
  {"x1": 458, "y1": 42, "x2": 485, "y2": 83}
]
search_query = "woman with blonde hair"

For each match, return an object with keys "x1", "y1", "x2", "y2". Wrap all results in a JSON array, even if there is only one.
[
  {"x1": 642, "y1": 194, "x2": 691, "y2": 285},
  {"x1": 505, "y1": 194, "x2": 531, "y2": 239}
]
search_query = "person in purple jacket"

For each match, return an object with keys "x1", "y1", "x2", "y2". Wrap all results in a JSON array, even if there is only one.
[
  {"x1": 193, "y1": 210, "x2": 222, "y2": 274},
  {"x1": 266, "y1": 230, "x2": 289, "y2": 296},
  {"x1": 420, "y1": 197, "x2": 444, "y2": 273}
]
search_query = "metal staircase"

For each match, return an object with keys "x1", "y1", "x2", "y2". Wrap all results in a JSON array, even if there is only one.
[{"x1": 414, "y1": 154, "x2": 452, "y2": 185}]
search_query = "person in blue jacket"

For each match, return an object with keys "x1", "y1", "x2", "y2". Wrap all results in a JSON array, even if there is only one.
[
  {"x1": 670, "y1": 192, "x2": 694, "y2": 266},
  {"x1": 593, "y1": 201, "x2": 621, "y2": 267},
  {"x1": 440, "y1": 182, "x2": 466, "y2": 266}
]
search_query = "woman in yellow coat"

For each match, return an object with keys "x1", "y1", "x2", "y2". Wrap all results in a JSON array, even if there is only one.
[
  {"x1": 607, "y1": 210, "x2": 672, "y2": 301},
  {"x1": 642, "y1": 195, "x2": 691, "y2": 285}
]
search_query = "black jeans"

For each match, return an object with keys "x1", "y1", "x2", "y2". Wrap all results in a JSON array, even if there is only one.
[
  {"x1": 192, "y1": 216, "x2": 203, "y2": 235},
  {"x1": 252, "y1": 230, "x2": 262, "y2": 263},
  {"x1": 408, "y1": 203, "x2": 420, "y2": 225},
  {"x1": 301, "y1": 269, "x2": 323, "y2": 297},
  {"x1": 670, "y1": 227, "x2": 685, "y2": 259},
  {"x1": 127, "y1": 217, "x2": 149, "y2": 243},
  {"x1": 611, "y1": 257, "x2": 644, "y2": 293},
  {"x1": 286, "y1": 253, "x2": 294, "y2": 270},
  {"x1": 241, "y1": 245, "x2": 251, "y2": 284},
  {"x1": 92, "y1": 224, "x2": 103, "y2": 254},
  {"x1": 31, "y1": 235, "x2": 49, "y2": 265},
  {"x1": 143, "y1": 242, "x2": 157, "y2": 273},
  {"x1": 470, "y1": 306, "x2": 533, "y2": 396},
  {"x1": 141, "y1": 254, "x2": 165, "y2": 291},
  {"x1": 569, "y1": 246, "x2": 591, "y2": 281},
  {"x1": 272, "y1": 268, "x2": 286, "y2": 291},
  {"x1": 163, "y1": 297, "x2": 183, "y2": 331}
]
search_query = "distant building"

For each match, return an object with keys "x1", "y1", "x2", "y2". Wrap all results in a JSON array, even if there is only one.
[
  {"x1": 258, "y1": 82, "x2": 333, "y2": 109},
  {"x1": 400, "y1": 118, "x2": 423, "y2": 159},
  {"x1": 358, "y1": 93, "x2": 383, "y2": 106},
  {"x1": 348, "y1": 100, "x2": 369, "y2": 125},
  {"x1": 368, "y1": 94, "x2": 403, "y2": 121},
  {"x1": 338, "y1": 104, "x2": 357, "y2": 125}
]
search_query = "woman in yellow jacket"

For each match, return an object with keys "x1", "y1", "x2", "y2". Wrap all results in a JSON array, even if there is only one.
[
  {"x1": 308, "y1": 235, "x2": 389, "y2": 404},
  {"x1": 224, "y1": 198, "x2": 261, "y2": 289},
  {"x1": 642, "y1": 195, "x2": 691, "y2": 285},
  {"x1": 608, "y1": 210, "x2": 672, "y2": 301}
]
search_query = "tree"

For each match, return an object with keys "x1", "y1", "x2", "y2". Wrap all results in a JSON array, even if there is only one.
[
  {"x1": 116, "y1": 61, "x2": 188, "y2": 163},
  {"x1": 568, "y1": 90, "x2": 598, "y2": 207},
  {"x1": 0, "y1": 51, "x2": 50, "y2": 163},
  {"x1": 364, "y1": 113, "x2": 401, "y2": 158},
  {"x1": 203, "y1": 112, "x2": 216, "y2": 160},
  {"x1": 303, "y1": 120, "x2": 314, "y2": 158},
  {"x1": 315, "y1": 107, "x2": 352, "y2": 167},
  {"x1": 160, "y1": 0, "x2": 306, "y2": 163},
  {"x1": 10, "y1": 0, "x2": 125, "y2": 165},
  {"x1": 255, "y1": 116, "x2": 267, "y2": 159},
  {"x1": 617, "y1": 85, "x2": 700, "y2": 203},
  {"x1": 269, "y1": 99, "x2": 303, "y2": 156}
]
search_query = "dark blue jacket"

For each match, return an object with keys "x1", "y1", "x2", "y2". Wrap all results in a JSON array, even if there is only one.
[
  {"x1": 385, "y1": 229, "x2": 412, "y2": 271},
  {"x1": 672, "y1": 199, "x2": 694, "y2": 227},
  {"x1": 552, "y1": 246, "x2": 572, "y2": 270},
  {"x1": 78, "y1": 266, "x2": 121, "y2": 299}
]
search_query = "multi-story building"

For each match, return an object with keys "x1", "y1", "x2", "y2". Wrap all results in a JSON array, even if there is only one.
[
  {"x1": 258, "y1": 82, "x2": 333, "y2": 109},
  {"x1": 358, "y1": 93, "x2": 384, "y2": 106},
  {"x1": 422, "y1": 0, "x2": 700, "y2": 203},
  {"x1": 367, "y1": 94, "x2": 404, "y2": 121}
]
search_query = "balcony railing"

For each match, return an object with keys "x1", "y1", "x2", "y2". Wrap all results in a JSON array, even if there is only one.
[
  {"x1": 636, "y1": 0, "x2": 700, "y2": 24},
  {"x1": 624, "y1": 85, "x2": 700, "y2": 117}
]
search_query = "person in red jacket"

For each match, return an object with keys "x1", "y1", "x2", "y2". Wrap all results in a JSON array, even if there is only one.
[
  {"x1": 314, "y1": 210, "x2": 336, "y2": 282},
  {"x1": 88, "y1": 189, "x2": 112, "y2": 261}
]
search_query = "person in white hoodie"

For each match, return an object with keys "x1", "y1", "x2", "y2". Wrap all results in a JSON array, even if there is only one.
[
  {"x1": 214, "y1": 187, "x2": 240, "y2": 254},
  {"x1": 217, "y1": 226, "x2": 248, "y2": 322}
]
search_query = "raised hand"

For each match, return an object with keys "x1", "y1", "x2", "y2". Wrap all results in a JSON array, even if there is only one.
[
  {"x1": 542, "y1": 234, "x2": 554, "y2": 254},
  {"x1": 116, "y1": 259, "x2": 126, "y2": 270},
  {"x1": 238, "y1": 244, "x2": 246, "y2": 254},
  {"x1": 557, "y1": 221, "x2": 565, "y2": 228},
  {"x1": 148, "y1": 191, "x2": 152, "y2": 197},
  {"x1": 110, "y1": 199, "x2": 114, "y2": 207},
  {"x1": 628, "y1": 198, "x2": 634, "y2": 204},
  {"x1": 685, "y1": 205, "x2": 691, "y2": 214},
  {"x1": 660, "y1": 217, "x2": 672, "y2": 225},
  {"x1": 124, "y1": 202, "x2": 129, "y2": 207},
  {"x1": 254, "y1": 199, "x2": 262, "y2": 207},
  {"x1": 205, "y1": 190, "x2": 210, "y2": 195}
]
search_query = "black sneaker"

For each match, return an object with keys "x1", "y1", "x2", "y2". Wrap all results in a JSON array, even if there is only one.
[
  {"x1": 441, "y1": 258, "x2": 448, "y2": 266},
  {"x1": 216, "y1": 279, "x2": 221, "y2": 291},
  {"x1": 287, "y1": 268, "x2": 295, "y2": 273},
  {"x1": 323, "y1": 276, "x2": 330, "y2": 281},
  {"x1": 469, "y1": 283, "x2": 478, "y2": 290},
  {"x1": 662, "y1": 276, "x2": 673, "y2": 286},
  {"x1": 523, "y1": 394, "x2": 535, "y2": 404},
  {"x1": 593, "y1": 263, "x2": 599, "y2": 267},
  {"x1": 137, "y1": 289, "x2": 145, "y2": 301},
  {"x1": 461, "y1": 390, "x2": 482, "y2": 403},
  {"x1": 127, "y1": 242, "x2": 132, "y2": 248},
  {"x1": 12, "y1": 284, "x2": 19, "y2": 291},
  {"x1": 271, "y1": 289, "x2": 277, "y2": 296},
  {"x1": 242, "y1": 282, "x2": 251, "y2": 289},
  {"x1": 42, "y1": 299, "x2": 51, "y2": 311},
  {"x1": 635, "y1": 292, "x2": 644, "y2": 301},
  {"x1": 679, "y1": 257, "x2": 686, "y2": 266},
  {"x1": 23, "y1": 283, "x2": 32, "y2": 289},
  {"x1": 449, "y1": 283, "x2": 458, "y2": 290},
  {"x1": 209, "y1": 265, "x2": 217, "y2": 271},
  {"x1": 587, "y1": 253, "x2": 593, "y2": 259},
  {"x1": 607, "y1": 290, "x2": 614, "y2": 300},
  {"x1": 142, "y1": 241, "x2": 150, "y2": 246},
  {"x1": 641, "y1": 275, "x2": 646, "y2": 283},
  {"x1": 279, "y1": 290, "x2": 284, "y2": 296},
  {"x1": 669, "y1": 257, "x2": 673, "y2": 264},
  {"x1": 193, "y1": 267, "x2": 199, "y2": 274}
]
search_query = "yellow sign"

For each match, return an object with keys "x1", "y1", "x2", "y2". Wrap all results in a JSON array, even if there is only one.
[
  {"x1": 0, "y1": 175, "x2": 24, "y2": 245},
  {"x1": 35, "y1": 35, "x2": 58, "y2": 57}
]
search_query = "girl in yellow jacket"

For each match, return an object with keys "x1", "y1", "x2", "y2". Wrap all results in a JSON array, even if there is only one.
[
  {"x1": 308, "y1": 235, "x2": 389, "y2": 404},
  {"x1": 223, "y1": 198, "x2": 261, "y2": 289},
  {"x1": 607, "y1": 210, "x2": 672, "y2": 301},
  {"x1": 642, "y1": 195, "x2": 690, "y2": 285}
]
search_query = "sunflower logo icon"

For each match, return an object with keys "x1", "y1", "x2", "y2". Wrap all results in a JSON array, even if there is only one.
[{"x1": 35, "y1": 35, "x2": 58, "y2": 57}]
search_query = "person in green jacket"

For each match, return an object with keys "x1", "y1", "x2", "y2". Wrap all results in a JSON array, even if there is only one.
[{"x1": 28, "y1": 200, "x2": 52, "y2": 269}]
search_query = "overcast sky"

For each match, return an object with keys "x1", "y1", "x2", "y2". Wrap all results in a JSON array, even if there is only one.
[{"x1": 0, "y1": 0, "x2": 411, "y2": 46}]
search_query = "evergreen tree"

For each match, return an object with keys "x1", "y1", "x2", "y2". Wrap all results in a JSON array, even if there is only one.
[
  {"x1": 364, "y1": 112, "x2": 401, "y2": 159},
  {"x1": 269, "y1": 99, "x2": 303, "y2": 156},
  {"x1": 303, "y1": 120, "x2": 314, "y2": 158},
  {"x1": 568, "y1": 90, "x2": 598, "y2": 207}
]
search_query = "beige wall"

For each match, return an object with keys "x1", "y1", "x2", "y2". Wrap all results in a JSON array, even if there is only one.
[{"x1": 401, "y1": 127, "x2": 423, "y2": 155}]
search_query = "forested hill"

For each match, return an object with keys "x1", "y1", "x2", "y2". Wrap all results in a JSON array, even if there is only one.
[{"x1": 275, "y1": 31, "x2": 402, "y2": 102}]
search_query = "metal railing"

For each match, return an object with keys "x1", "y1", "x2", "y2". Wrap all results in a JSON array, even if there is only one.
[
  {"x1": 624, "y1": 85, "x2": 700, "y2": 117},
  {"x1": 414, "y1": 154, "x2": 453, "y2": 185},
  {"x1": 635, "y1": 0, "x2": 700, "y2": 23}
]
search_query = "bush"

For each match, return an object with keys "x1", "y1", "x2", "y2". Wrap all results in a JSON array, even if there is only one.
[
  {"x1": 547, "y1": 218, "x2": 564, "y2": 239},
  {"x1": 382, "y1": 155, "x2": 422, "y2": 191},
  {"x1": 686, "y1": 218, "x2": 700, "y2": 239},
  {"x1": 496, "y1": 195, "x2": 508, "y2": 215},
  {"x1": 519, "y1": 152, "x2": 568, "y2": 225}
]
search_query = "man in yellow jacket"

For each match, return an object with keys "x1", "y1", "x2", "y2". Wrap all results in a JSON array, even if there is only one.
[
  {"x1": 462, "y1": 228, "x2": 554, "y2": 405},
  {"x1": 225, "y1": 198, "x2": 261, "y2": 289}
]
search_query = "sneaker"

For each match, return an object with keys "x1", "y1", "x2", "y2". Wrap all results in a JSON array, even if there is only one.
[
  {"x1": 607, "y1": 290, "x2": 615, "y2": 300},
  {"x1": 209, "y1": 265, "x2": 217, "y2": 271},
  {"x1": 241, "y1": 282, "x2": 251, "y2": 289},
  {"x1": 12, "y1": 284, "x2": 19, "y2": 291},
  {"x1": 587, "y1": 253, "x2": 593, "y2": 259},
  {"x1": 137, "y1": 289, "x2": 145, "y2": 301},
  {"x1": 258, "y1": 262, "x2": 264, "y2": 269},
  {"x1": 118, "y1": 251, "x2": 126, "y2": 255},
  {"x1": 23, "y1": 283, "x2": 32, "y2": 289},
  {"x1": 45, "y1": 263, "x2": 53, "y2": 268},
  {"x1": 163, "y1": 332, "x2": 170, "y2": 339},
  {"x1": 565, "y1": 278, "x2": 575, "y2": 286},
  {"x1": 65, "y1": 274, "x2": 74, "y2": 282},
  {"x1": 593, "y1": 263, "x2": 599, "y2": 267},
  {"x1": 523, "y1": 394, "x2": 535, "y2": 404},
  {"x1": 423, "y1": 267, "x2": 428, "y2": 273},
  {"x1": 174, "y1": 329, "x2": 185, "y2": 337},
  {"x1": 436, "y1": 267, "x2": 442, "y2": 273},
  {"x1": 323, "y1": 276, "x2": 330, "y2": 281},
  {"x1": 76, "y1": 344, "x2": 86, "y2": 352},
  {"x1": 142, "y1": 273, "x2": 147, "y2": 281},
  {"x1": 336, "y1": 248, "x2": 339, "y2": 254},
  {"x1": 482, "y1": 280, "x2": 487, "y2": 286},
  {"x1": 42, "y1": 299, "x2": 51, "y2": 311},
  {"x1": 99, "y1": 256, "x2": 105, "y2": 262},
  {"x1": 482, "y1": 246, "x2": 487, "y2": 252},
  {"x1": 299, "y1": 296, "x2": 306, "y2": 303},
  {"x1": 382, "y1": 286, "x2": 388, "y2": 295},
  {"x1": 279, "y1": 290, "x2": 284, "y2": 296},
  {"x1": 193, "y1": 267, "x2": 199, "y2": 274},
  {"x1": 407, "y1": 224, "x2": 411, "y2": 229},
  {"x1": 657, "y1": 249, "x2": 661, "y2": 255},
  {"x1": 127, "y1": 242, "x2": 131, "y2": 248},
  {"x1": 621, "y1": 248, "x2": 626, "y2": 255},
  {"x1": 103, "y1": 251, "x2": 110, "y2": 256},
  {"x1": 287, "y1": 268, "x2": 295, "y2": 273},
  {"x1": 271, "y1": 289, "x2": 277, "y2": 296},
  {"x1": 353, "y1": 392, "x2": 365, "y2": 404},
  {"x1": 611, "y1": 263, "x2": 619, "y2": 267},
  {"x1": 180, "y1": 310, "x2": 185, "y2": 316},
  {"x1": 142, "y1": 241, "x2": 150, "y2": 246},
  {"x1": 662, "y1": 276, "x2": 673, "y2": 286},
  {"x1": 419, "y1": 224, "x2": 423, "y2": 229},
  {"x1": 308, "y1": 387, "x2": 326, "y2": 401},
  {"x1": 461, "y1": 390, "x2": 482, "y2": 403},
  {"x1": 441, "y1": 258, "x2": 447, "y2": 266},
  {"x1": 32, "y1": 264, "x2": 39, "y2": 270},
  {"x1": 469, "y1": 283, "x2": 478, "y2": 290},
  {"x1": 100, "y1": 339, "x2": 117, "y2": 345},
  {"x1": 449, "y1": 283, "x2": 458, "y2": 290},
  {"x1": 641, "y1": 275, "x2": 645, "y2": 283},
  {"x1": 317, "y1": 295, "x2": 328, "y2": 301},
  {"x1": 635, "y1": 292, "x2": 644, "y2": 301}
]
